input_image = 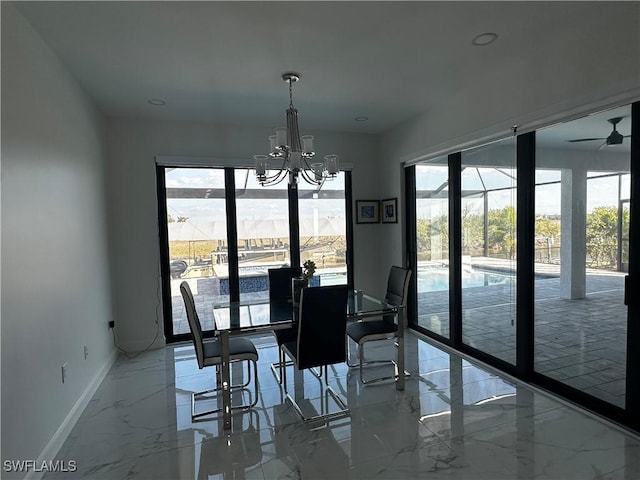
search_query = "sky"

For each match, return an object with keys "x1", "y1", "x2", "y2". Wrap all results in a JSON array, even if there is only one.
[
  {"x1": 416, "y1": 166, "x2": 629, "y2": 217},
  {"x1": 166, "y1": 166, "x2": 629, "y2": 224},
  {"x1": 165, "y1": 168, "x2": 346, "y2": 222}
]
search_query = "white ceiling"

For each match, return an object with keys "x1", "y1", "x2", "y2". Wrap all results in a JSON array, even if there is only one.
[{"x1": 13, "y1": 1, "x2": 639, "y2": 148}]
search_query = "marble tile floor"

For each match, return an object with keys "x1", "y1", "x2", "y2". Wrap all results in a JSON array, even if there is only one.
[{"x1": 44, "y1": 332, "x2": 640, "y2": 479}]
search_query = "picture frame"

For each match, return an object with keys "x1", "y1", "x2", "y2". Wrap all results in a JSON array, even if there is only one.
[
  {"x1": 381, "y1": 198, "x2": 398, "y2": 223},
  {"x1": 355, "y1": 200, "x2": 380, "y2": 224}
]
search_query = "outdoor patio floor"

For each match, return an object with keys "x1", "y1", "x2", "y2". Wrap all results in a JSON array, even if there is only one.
[{"x1": 418, "y1": 262, "x2": 627, "y2": 408}]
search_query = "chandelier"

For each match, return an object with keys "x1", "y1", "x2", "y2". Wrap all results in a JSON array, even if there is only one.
[{"x1": 254, "y1": 72, "x2": 339, "y2": 188}]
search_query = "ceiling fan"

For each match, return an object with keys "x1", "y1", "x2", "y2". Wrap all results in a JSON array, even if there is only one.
[{"x1": 567, "y1": 116, "x2": 631, "y2": 146}]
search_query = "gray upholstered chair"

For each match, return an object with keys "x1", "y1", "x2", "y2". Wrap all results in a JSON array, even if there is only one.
[
  {"x1": 281, "y1": 284, "x2": 350, "y2": 426},
  {"x1": 180, "y1": 281, "x2": 259, "y2": 421},
  {"x1": 346, "y1": 266, "x2": 411, "y2": 385},
  {"x1": 267, "y1": 266, "x2": 302, "y2": 384}
]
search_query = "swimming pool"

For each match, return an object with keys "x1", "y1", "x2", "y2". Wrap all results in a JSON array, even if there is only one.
[{"x1": 417, "y1": 269, "x2": 514, "y2": 293}]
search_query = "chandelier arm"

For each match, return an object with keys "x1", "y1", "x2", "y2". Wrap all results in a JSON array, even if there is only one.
[
  {"x1": 299, "y1": 168, "x2": 322, "y2": 186},
  {"x1": 261, "y1": 169, "x2": 286, "y2": 182},
  {"x1": 263, "y1": 175, "x2": 289, "y2": 188},
  {"x1": 260, "y1": 169, "x2": 288, "y2": 187},
  {"x1": 267, "y1": 169, "x2": 287, "y2": 182},
  {"x1": 309, "y1": 170, "x2": 327, "y2": 189},
  {"x1": 301, "y1": 156, "x2": 327, "y2": 186},
  {"x1": 258, "y1": 156, "x2": 289, "y2": 182},
  {"x1": 300, "y1": 156, "x2": 316, "y2": 171},
  {"x1": 298, "y1": 168, "x2": 314, "y2": 185},
  {"x1": 275, "y1": 155, "x2": 288, "y2": 171}
]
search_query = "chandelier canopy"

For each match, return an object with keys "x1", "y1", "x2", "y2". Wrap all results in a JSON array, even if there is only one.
[{"x1": 254, "y1": 72, "x2": 339, "y2": 188}]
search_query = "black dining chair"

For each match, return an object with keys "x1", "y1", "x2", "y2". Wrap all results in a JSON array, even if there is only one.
[
  {"x1": 180, "y1": 281, "x2": 259, "y2": 421},
  {"x1": 281, "y1": 284, "x2": 350, "y2": 427},
  {"x1": 346, "y1": 266, "x2": 411, "y2": 385},
  {"x1": 267, "y1": 266, "x2": 302, "y2": 384}
]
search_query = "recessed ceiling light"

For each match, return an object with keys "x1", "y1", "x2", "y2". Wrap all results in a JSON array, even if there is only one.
[
  {"x1": 472, "y1": 32, "x2": 498, "y2": 46},
  {"x1": 355, "y1": 116, "x2": 369, "y2": 122},
  {"x1": 148, "y1": 99, "x2": 166, "y2": 106}
]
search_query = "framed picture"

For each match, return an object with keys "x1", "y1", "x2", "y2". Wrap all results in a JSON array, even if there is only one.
[
  {"x1": 381, "y1": 198, "x2": 398, "y2": 223},
  {"x1": 356, "y1": 200, "x2": 380, "y2": 224}
]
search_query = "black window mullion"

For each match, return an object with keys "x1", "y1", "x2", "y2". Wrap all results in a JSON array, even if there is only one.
[
  {"x1": 156, "y1": 165, "x2": 176, "y2": 341},
  {"x1": 483, "y1": 192, "x2": 489, "y2": 257},
  {"x1": 345, "y1": 171, "x2": 355, "y2": 290},
  {"x1": 225, "y1": 168, "x2": 240, "y2": 301},
  {"x1": 626, "y1": 100, "x2": 640, "y2": 425},
  {"x1": 405, "y1": 166, "x2": 418, "y2": 328},
  {"x1": 517, "y1": 131, "x2": 536, "y2": 378},
  {"x1": 288, "y1": 184, "x2": 301, "y2": 268},
  {"x1": 449, "y1": 152, "x2": 462, "y2": 347}
]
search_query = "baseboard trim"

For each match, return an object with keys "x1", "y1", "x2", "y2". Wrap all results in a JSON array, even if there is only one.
[{"x1": 25, "y1": 348, "x2": 118, "y2": 480}]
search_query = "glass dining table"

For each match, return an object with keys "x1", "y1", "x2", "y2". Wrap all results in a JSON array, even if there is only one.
[{"x1": 212, "y1": 289, "x2": 405, "y2": 430}]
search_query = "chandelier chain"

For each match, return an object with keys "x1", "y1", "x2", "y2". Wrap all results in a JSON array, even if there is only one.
[{"x1": 289, "y1": 79, "x2": 294, "y2": 108}]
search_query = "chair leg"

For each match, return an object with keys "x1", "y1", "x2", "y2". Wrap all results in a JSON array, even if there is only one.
[
  {"x1": 215, "y1": 360, "x2": 254, "y2": 390},
  {"x1": 346, "y1": 336, "x2": 359, "y2": 368},
  {"x1": 247, "y1": 359, "x2": 259, "y2": 408},
  {"x1": 270, "y1": 347, "x2": 295, "y2": 385},
  {"x1": 345, "y1": 336, "x2": 375, "y2": 370},
  {"x1": 232, "y1": 359, "x2": 259, "y2": 407},
  {"x1": 191, "y1": 387, "x2": 223, "y2": 420},
  {"x1": 283, "y1": 361, "x2": 350, "y2": 428},
  {"x1": 242, "y1": 360, "x2": 253, "y2": 389},
  {"x1": 350, "y1": 339, "x2": 410, "y2": 386},
  {"x1": 273, "y1": 346, "x2": 323, "y2": 388},
  {"x1": 191, "y1": 359, "x2": 259, "y2": 421},
  {"x1": 282, "y1": 349, "x2": 288, "y2": 394}
]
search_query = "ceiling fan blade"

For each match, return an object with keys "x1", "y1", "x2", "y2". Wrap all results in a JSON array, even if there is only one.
[{"x1": 567, "y1": 137, "x2": 606, "y2": 143}]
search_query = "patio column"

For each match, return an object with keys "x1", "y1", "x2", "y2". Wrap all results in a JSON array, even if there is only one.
[{"x1": 560, "y1": 168, "x2": 587, "y2": 299}]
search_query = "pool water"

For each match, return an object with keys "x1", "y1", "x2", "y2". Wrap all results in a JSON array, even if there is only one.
[
  {"x1": 319, "y1": 272, "x2": 348, "y2": 286},
  {"x1": 418, "y1": 269, "x2": 514, "y2": 293}
]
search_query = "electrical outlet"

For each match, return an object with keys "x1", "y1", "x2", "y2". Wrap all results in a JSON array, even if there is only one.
[
  {"x1": 84, "y1": 345, "x2": 89, "y2": 359},
  {"x1": 61, "y1": 363, "x2": 68, "y2": 384}
]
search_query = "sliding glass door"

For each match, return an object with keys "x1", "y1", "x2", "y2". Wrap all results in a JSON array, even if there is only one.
[
  {"x1": 534, "y1": 105, "x2": 631, "y2": 408},
  {"x1": 297, "y1": 173, "x2": 348, "y2": 286},
  {"x1": 162, "y1": 168, "x2": 228, "y2": 335},
  {"x1": 234, "y1": 169, "x2": 291, "y2": 302},
  {"x1": 415, "y1": 158, "x2": 451, "y2": 339},
  {"x1": 407, "y1": 100, "x2": 640, "y2": 429},
  {"x1": 158, "y1": 165, "x2": 352, "y2": 341},
  {"x1": 460, "y1": 137, "x2": 517, "y2": 364}
]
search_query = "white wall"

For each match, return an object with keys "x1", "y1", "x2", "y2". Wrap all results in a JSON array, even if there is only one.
[
  {"x1": 105, "y1": 118, "x2": 382, "y2": 348},
  {"x1": 1, "y1": 5, "x2": 114, "y2": 474}
]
